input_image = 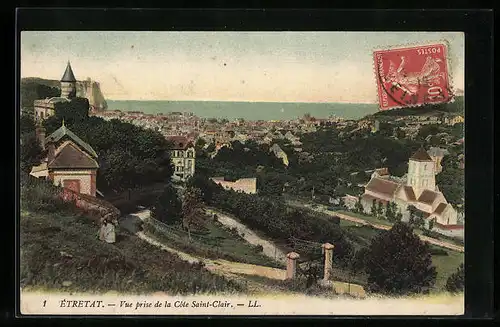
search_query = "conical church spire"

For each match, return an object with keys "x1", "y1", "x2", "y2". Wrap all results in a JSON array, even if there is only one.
[{"x1": 61, "y1": 61, "x2": 76, "y2": 82}]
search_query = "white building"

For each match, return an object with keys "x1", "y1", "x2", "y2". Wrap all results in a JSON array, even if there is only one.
[
  {"x1": 167, "y1": 136, "x2": 195, "y2": 182},
  {"x1": 210, "y1": 177, "x2": 257, "y2": 194},
  {"x1": 360, "y1": 148, "x2": 460, "y2": 227}
]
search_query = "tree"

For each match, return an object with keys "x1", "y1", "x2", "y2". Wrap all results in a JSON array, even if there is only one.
[
  {"x1": 365, "y1": 222, "x2": 437, "y2": 295},
  {"x1": 395, "y1": 128, "x2": 406, "y2": 139},
  {"x1": 338, "y1": 197, "x2": 345, "y2": 210},
  {"x1": 370, "y1": 199, "x2": 377, "y2": 216},
  {"x1": 151, "y1": 184, "x2": 182, "y2": 225},
  {"x1": 395, "y1": 210, "x2": 403, "y2": 222},
  {"x1": 385, "y1": 202, "x2": 395, "y2": 222},
  {"x1": 428, "y1": 218, "x2": 436, "y2": 231},
  {"x1": 376, "y1": 201, "x2": 384, "y2": 218},
  {"x1": 445, "y1": 263, "x2": 464, "y2": 293},
  {"x1": 407, "y1": 205, "x2": 425, "y2": 228},
  {"x1": 20, "y1": 132, "x2": 45, "y2": 173},
  {"x1": 181, "y1": 187, "x2": 205, "y2": 240},
  {"x1": 20, "y1": 114, "x2": 37, "y2": 136},
  {"x1": 354, "y1": 198, "x2": 364, "y2": 214}
]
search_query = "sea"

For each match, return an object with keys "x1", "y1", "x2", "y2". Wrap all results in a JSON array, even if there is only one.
[{"x1": 106, "y1": 100, "x2": 379, "y2": 121}]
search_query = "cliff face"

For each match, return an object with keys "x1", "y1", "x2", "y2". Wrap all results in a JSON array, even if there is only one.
[
  {"x1": 76, "y1": 79, "x2": 108, "y2": 111},
  {"x1": 21, "y1": 77, "x2": 108, "y2": 112}
]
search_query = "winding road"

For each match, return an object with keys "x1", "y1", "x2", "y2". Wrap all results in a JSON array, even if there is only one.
[
  {"x1": 287, "y1": 201, "x2": 464, "y2": 253},
  {"x1": 204, "y1": 207, "x2": 288, "y2": 265},
  {"x1": 118, "y1": 209, "x2": 367, "y2": 297}
]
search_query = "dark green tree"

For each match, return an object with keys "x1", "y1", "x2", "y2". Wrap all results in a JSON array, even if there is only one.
[
  {"x1": 354, "y1": 198, "x2": 364, "y2": 214},
  {"x1": 376, "y1": 201, "x2": 384, "y2": 218},
  {"x1": 408, "y1": 205, "x2": 425, "y2": 228},
  {"x1": 182, "y1": 187, "x2": 205, "y2": 240},
  {"x1": 151, "y1": 184, "x2": 182, "y2": 225},
  {"x1": 445, "y1": 263, "x2": 464, "y2": 293},
  {"x1": 370, "y1": 199, "x2": 377, "y2": 216},
  {"x1": 20, "y1": 132, "x2": 45, "y2": 173},
  {"x1": 365, "y1": 222, "x2": 437, "y2": 295}
]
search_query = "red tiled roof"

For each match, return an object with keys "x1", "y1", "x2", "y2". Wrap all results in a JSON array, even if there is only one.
[
  {"x1": 410, "y1": 147, "x2": 433, "y2": 161},
  {"x1": 167, "y1": 136, "x2": 193, "y2": 150},
  {"x1": 365, "y1": 177, "x2": 400, "y2": 197},
  {"x1": 48, "y1": 143, "x2": 99, "y2": 169},
  {"x1": 418, "y1": 190, "x2": 440, "y2": 205}
]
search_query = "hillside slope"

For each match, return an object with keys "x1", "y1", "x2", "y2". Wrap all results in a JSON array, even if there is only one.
[{"x1": 20, "y1": 209, "x2": 244, "y2": 295}]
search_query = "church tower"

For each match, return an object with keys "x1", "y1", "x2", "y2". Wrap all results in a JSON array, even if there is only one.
[
  {"x1": 60, "y1": 61, "x2": 77, "y2": 99},
  {"x1": 406, "y1": 147, "x2": 436, "y2": 198}
]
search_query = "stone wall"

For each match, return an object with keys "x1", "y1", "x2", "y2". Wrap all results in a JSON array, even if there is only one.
[
  {"x1": 51, "y1": 170, "x2": 93, "y2": 196},
  {"x1": 60, "y1": 187, "x2": 120, "y2": 223}
]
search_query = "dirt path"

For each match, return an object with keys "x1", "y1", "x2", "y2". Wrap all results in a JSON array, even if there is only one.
[
  {"x1": 119, "y1": 210, "x2": 288, "y2": 281},
  {"x1": 289, "y1": 201, "x2": 464, "y2": 253},
  {"x1": 119, "y1": 209, "x2": 367, "y2": 297},
  {"x1": 205, "y1": 208, "x2": 288, "y2": 265}
]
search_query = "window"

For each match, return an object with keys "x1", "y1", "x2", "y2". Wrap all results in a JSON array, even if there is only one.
[
  {"x1": 424, "y1": 164, "x2": 427, "y2": 171},
  {"x1": 424, "y1": 180, "x2": 427, "y2": 187}
]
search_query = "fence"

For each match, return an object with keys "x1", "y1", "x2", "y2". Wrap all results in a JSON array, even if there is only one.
[
  {"x1": 60, "y1": 187, "x2": 120, "y2": 222},
  {"x1": 144, "y1": 216, "x2": 232, "y2": 255}
]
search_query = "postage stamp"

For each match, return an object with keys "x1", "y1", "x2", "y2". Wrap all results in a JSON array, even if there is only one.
[
  {"x1": 374, "y1": 43, "x2": 453, "y2": 110},
  {"x1": 18, "y1": 28, "x2": 465, "y2": 317}
]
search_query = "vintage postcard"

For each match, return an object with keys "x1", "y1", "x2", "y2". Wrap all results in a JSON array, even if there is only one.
[{"x1": 19, "y1": 31, "x2": 465, "y2": 316}]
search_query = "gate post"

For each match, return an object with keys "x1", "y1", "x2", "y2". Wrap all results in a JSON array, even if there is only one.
[
  {"x1": 286, "y1": 252, "x2": 300, "y2": 280},
  {"x1": 322, "y1": 243, "x2": 335, "y2": 281}
]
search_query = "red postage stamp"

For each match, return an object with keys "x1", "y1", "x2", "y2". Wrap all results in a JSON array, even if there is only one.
[{"x1": 374, "y1": 43, "x2": 453, "y2": 110}]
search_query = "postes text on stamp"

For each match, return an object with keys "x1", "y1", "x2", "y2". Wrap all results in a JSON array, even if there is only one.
[{"x1": 374, "y1": 43, "x2": 453, "y2": 110}]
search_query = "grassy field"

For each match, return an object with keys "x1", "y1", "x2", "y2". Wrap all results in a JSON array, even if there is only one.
[
  {"x1": 336, "y1": 210, "x2": 393, "y2": 226},
  {"x1": 143, "y1": 218, "x2": 284, "y2": 269},
  {"x1": 431, "y1": 247, "x2": 464, "y2": 290},
  {"x1": 337, "y1": 223, "x2": 463, "y2": 292},
  {"x1": 20, "y1": 210, "x2": 244, "y2": 295}
]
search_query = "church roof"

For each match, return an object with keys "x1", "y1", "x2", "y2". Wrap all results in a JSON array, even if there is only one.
[
  {"x1": 46, "y1": 123, "x2": 98, "y2": 158},
  {"x1": 61, "y1": 62, "x2": 77, "y2": 82},
  {"x1": 410, "y1": 147, "x2": 433, "y2": 161},
  {"x1": 48, "y1": 142, "x2": 99, "y2": 169},
  {"x1": 433, "y1": 203, "x2": 448, "y2": 215},
  {"x1": 403, "y1": 186, "x2": 416, "y2": 201},
  {"x1": 365, "y1": 177, "x2": 401, "y2": 197},
  {"x1": 417, "y1": 190, "x2": 440, "y2": 205}
]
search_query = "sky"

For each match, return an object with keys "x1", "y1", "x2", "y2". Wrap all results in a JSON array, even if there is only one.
[{"x1": 21, "y1": 31, "x2": 464, "y2": 103}]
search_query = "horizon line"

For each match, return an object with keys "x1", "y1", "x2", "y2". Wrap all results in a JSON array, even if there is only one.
[{"x1": 105, "y1": 99, "x2": 380, "y2": 105}]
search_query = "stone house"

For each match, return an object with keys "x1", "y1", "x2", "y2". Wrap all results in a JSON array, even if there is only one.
[
  {"x1": 30, "y1": 121, "x2": 99, "y2": 196},
  {"x1": 167, "y1": 136, "x2": 196, "y2": 182}
]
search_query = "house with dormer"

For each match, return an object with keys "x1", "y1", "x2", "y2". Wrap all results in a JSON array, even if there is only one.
[{"x1": 167, "y1": 136, "x2": 196, "y2": 182}]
